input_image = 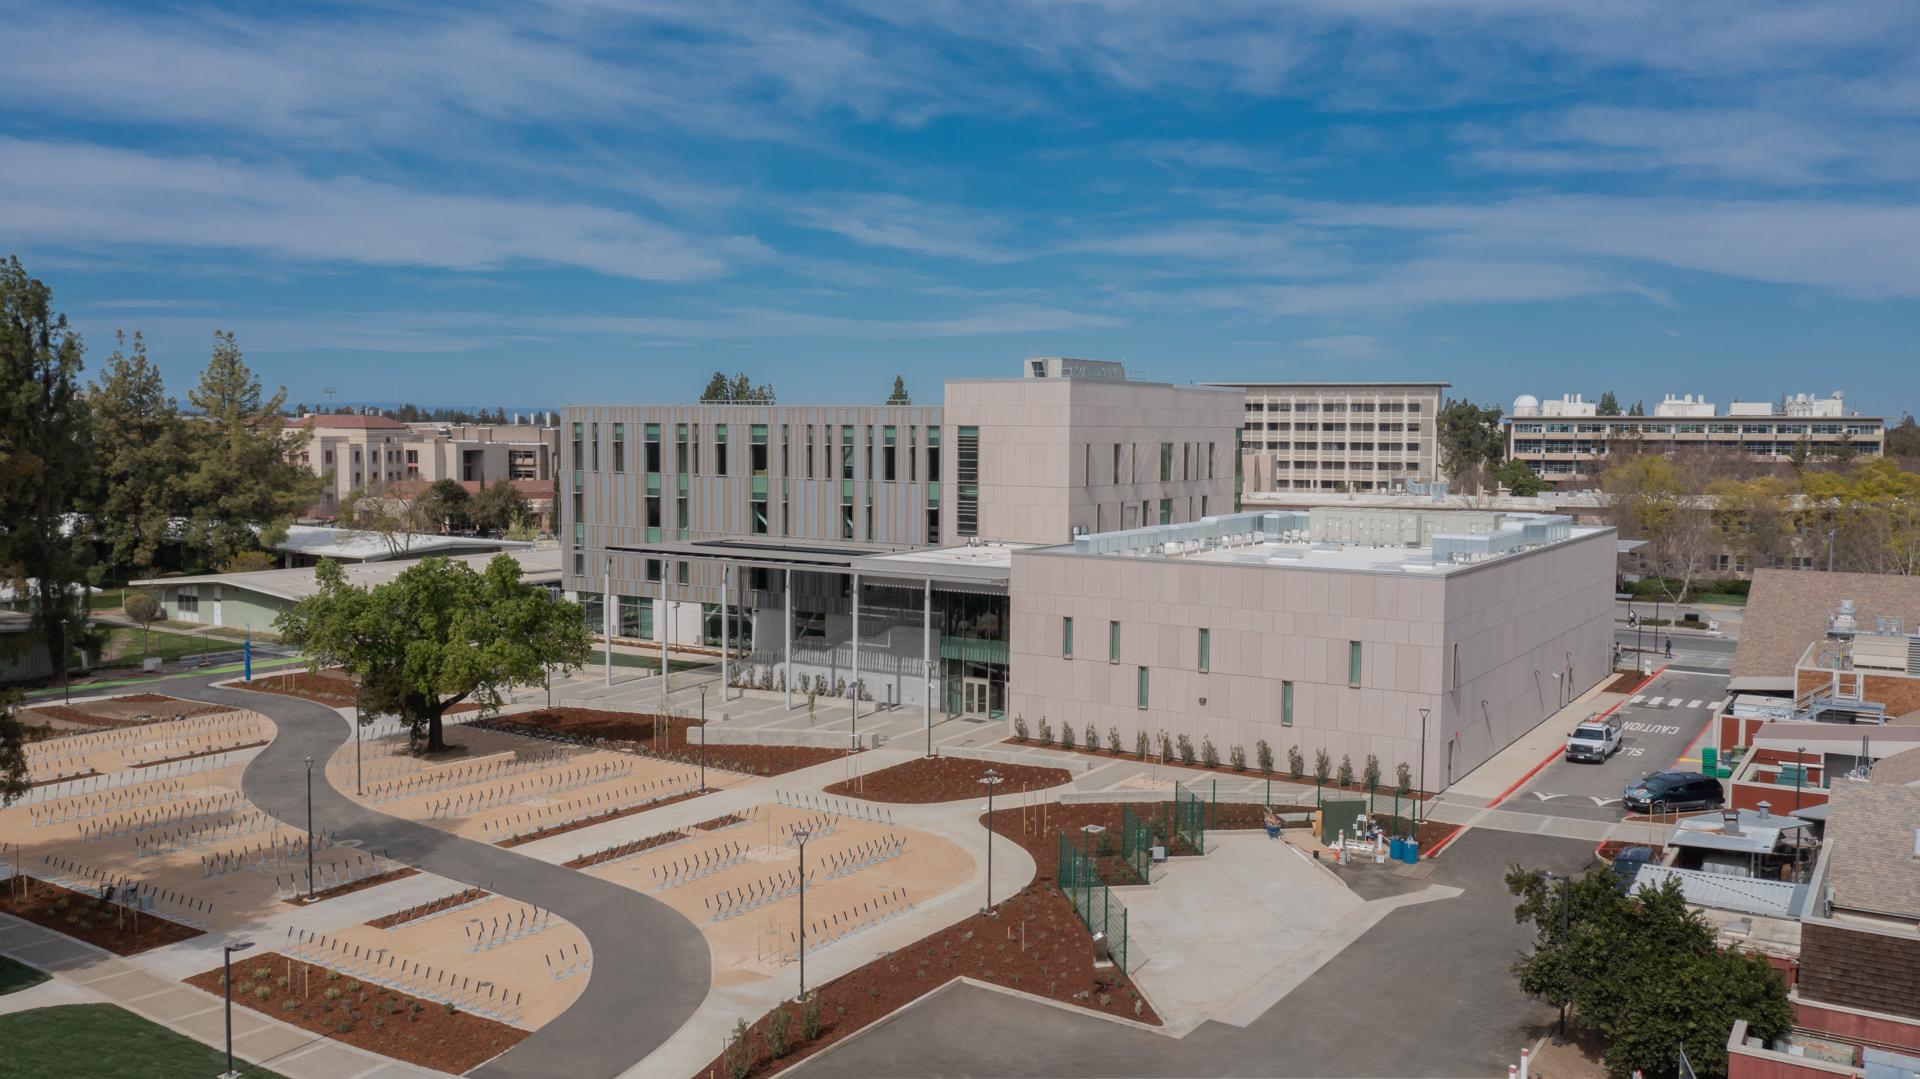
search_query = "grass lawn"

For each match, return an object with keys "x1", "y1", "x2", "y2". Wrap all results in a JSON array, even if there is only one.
[
  {"x1": 0, "y1": 955, "x2": 49, "y2": 996},
  {"x1": 0, "y1": 1004, "x2": 287, "y2": 1079},
  {"x1": 94, "y1": 626, "x2": 224, "y2": 666},
  {"x1": 605, "y1": 650, "x2": 712, "y2": 673}
]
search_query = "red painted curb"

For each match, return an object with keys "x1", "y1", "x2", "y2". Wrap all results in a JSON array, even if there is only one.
[{"x1": 1424, "y1": 823, "x2": 1469, "y2": 859}]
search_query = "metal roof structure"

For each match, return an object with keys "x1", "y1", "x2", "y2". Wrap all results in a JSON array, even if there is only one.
[{"x1": 1632, "y1": 864, "x2": 1807, "y2": 918}]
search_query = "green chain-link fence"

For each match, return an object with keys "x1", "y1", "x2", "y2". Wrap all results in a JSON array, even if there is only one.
[
  {"x1": 1058, "y1": 830, "x2": 1131, "y2": 972},
  {"x1": 1171, "y1": 780, "x2": 1207, "y2": 855}
]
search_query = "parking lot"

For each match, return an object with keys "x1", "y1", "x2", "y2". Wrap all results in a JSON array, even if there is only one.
[{"x1": 1502, "y1": 664, "x2": 1729, "y2": 822}]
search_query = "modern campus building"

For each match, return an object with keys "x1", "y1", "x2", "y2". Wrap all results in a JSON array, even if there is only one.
[
  {"x1": 288, "y1": 414, "x2": 560, "y2": 518},
  {"x1": 1205, "y1": 381, "x2": 1449, "y2": 494},
  {"x1": 1506, "y1": 390, "x2": 1886, "y2": 487},
  {"x1": 560, "y1": 360, "x2": 1615, "y2": 788}
]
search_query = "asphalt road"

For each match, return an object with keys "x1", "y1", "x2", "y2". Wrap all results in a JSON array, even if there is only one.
[
  {"x1": 785, "y1": 829, "x2": 1592, "y2": 1079},
  {"x1": 1503, "y1": 663, "x2": 1730, "y2": 823},
  {"x1": 152, "y1": 672, "x2": 713, "y2": 1079}
]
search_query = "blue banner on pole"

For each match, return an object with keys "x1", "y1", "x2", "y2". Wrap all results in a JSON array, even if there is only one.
[{"x1": 244, "y1": 635, "x2": 252, "y2": 682}]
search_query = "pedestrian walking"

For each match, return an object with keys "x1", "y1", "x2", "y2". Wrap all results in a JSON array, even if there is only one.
[{"x1": 1664, "y1": 637, "x2": 1673, "y2": 659}]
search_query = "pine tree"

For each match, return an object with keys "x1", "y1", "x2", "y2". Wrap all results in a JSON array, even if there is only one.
[
  {"x1": 1595, "y1": 391, "x2": 1621, "y2": 416},
  {"x1": 0, "y1": 256, "x2": 94, "y2": 695},
  {"x1": 180, "y1": 332, "x2": 321, "y2": 568},
  {"x1": 886, "y1": 375, "x2": 911, "y2": 404},
  {"x1": 88, "y1": 331, "x2": 187, "y2": 579},
  {"x1": 701, "y1": 371, "x2": 730, "y2": 402}
]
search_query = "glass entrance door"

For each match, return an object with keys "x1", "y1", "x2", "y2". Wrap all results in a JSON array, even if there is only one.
[{"x1": 962, "y1": 677, "x2": 992, "y2": 719}]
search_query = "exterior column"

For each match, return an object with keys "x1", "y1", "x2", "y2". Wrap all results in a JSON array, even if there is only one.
[
  {"x1": 784, "y1": 567, "x2": 793, "y2": 710},
  {"x1": 603, "y1": 555, "x2": 613, "y2": 687},
  {"x1": 923, "y1": 577, "x2": 932, "y2": 754},
  {"x1": 720, "y1": 561, "x2": 729, "y2": 702},
  {"x1": 850, "y1": 572, "x2": 860, "y2": 735}
]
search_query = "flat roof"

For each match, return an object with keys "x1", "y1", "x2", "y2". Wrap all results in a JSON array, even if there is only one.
[
  {"x1": 851, "y1": 543, "x2": 1032, "y2": 586},
  {"x1": 1205, "y1": 381, "x2": 1451, "y2": 389},
  {"x1": 277, "y1": 524, "x2": 533, "y2": 562},
  {"x1": 133, "y1": 547, "x2": 562, "y2": 604}
]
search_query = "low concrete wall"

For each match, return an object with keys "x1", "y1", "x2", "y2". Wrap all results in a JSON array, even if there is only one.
[
  {"x1": 936, "y1": 744, "x2": 1096, "y2": 773},
  {"x1": 701, "y1": 725, "x2": 884, "y2": 751}
]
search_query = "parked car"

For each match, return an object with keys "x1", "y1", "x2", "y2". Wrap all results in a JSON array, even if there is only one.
[
  {"x1": 1564, "y1": 715, "x2": 1623, "y2": 763},
  {"x1": 1609, "y1": 846, "x2": 1657, "y2": 893},
  {"x1": 1623, "y1": 771, "x2": 1724, "y2": 813}
]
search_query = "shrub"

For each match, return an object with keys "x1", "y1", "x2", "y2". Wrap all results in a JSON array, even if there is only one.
[
  {"x1": 1158, "y1": 731, "x2": 1173, "y2": 762},
  {"x1": 725, "y1": 1018, "x2": 751, "y2": 1079},
  {"x1": 1107, "y1": 726, "x2": 1122, "y2": 754},
  {"x1": 1229, "y1": 745, "x2": 1247, "y2": 772},
  {"x1": 344, "y1": 981, "x2": 362, "y2": 994},
  {"x1": 252, "y1": 986, "x2": 272, "y2": 1000},
  {"x1": 252, "y1": 966, "x2": 272, "y2": 981},
  {"x1": 1336, "y1": 754, "x2": 1354, "y2": 788},
  {"x1": 1135, "y1": 731, "x2": 1148, "y2": 759},
  {"x1": 1313, "y1": 749, "x2": 1331, "y2": 785},
  {"x1": 1256, "y1": 740, "x2": 1274, "y2": 775},
  {"x1": 444, "y1": 1001, "x2": 459, "y2": 1016},
  {"x1": 1201, "y1": 737, "x2": 1219, "y2": 769},
  {"x1": 766, "y1": 1003, "x2": 792, "y2": 1059},
  {"x1": 324, "y1": 988, "x2": 343, "y2": 1002},
  {"x1": 1396, "y1": 762, "x2": 1414, "y2": 797},
  {"x1": 1176, "y1": 734, "x2": 1196, "y2": 765},
  {"x1": 802, "y1": 990, "x2": 822, "y2": 1040},
  {"x1": 281, "y1": 998, "x2": 298, "y2": 1011},
  {"x1": 1036, "y1": 717, "x2": 1053, "y2": 745},
  {"x1": 1012, "y1": 714, "x2": 1029, "y2": 742},
  {"x1": 1059, "y1": 724, "x2": 1076, "y2": 750},
  {"x1": 1085, "y1": 722, "x2": 1098, "y2": 751},
  {"x1": 1363, "y1": 754, "x2": 1381, "y2": 791}
]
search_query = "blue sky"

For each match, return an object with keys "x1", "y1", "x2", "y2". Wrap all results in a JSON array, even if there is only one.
[{"x1": 5, "y1": 1, "x2": 1919, "y2": 415}]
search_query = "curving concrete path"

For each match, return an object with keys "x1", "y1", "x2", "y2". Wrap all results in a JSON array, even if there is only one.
[{"x1": 183, "y1": 678, "x2": 711, "y2": 1079}]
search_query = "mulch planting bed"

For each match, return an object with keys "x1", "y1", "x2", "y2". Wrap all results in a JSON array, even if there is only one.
[
  {"x1": 1001, "y1": 738, "x2": 1436, "y2": 802},
  {"x1": 481, "y1": 707, "x2": 849, "y2": 776},
  {"x1": 979, "y1": 799, "x2": 1312, "y2": 886},
  {"x1": 30, "y1": 769, "x2": 102, "y2": 787},
  {"x1": 247, "y1": 670, "x2": 479, "y2": 716},
  {"x1": 698, "y1": 883, "x2": 1159, "y2": 1079},
  {"x1": 133, "y1": 740, "x2": 268, "y2": 768},
  {"x1": 563, "y1": 828, "x2": 686, "y2": 869},
  {"x1": 823, "y1": 756, "x2": 1070, "y2": 803},
  {"x1": 285, "y1": 868, "x2": 419, "y2": 907},
  {"x1": 1603, "y1": 670, "x2": 1649, "y2": 694},
  {"x1": 184, "y1": 951, "x2": 526, "y2": 1074},
  {"x1": 494, "y1": 787, "x2": 707, "y2": 849},
  {"x1": 693, "y1": 812, "x2": 748, "y2": 831},
  {"x1": 0, "y1": 878, "x2": 203, "y2": 956},
  {"x1": 26, "y1": 695, "x2": 226, "y2": 731},
  {"x1": 366, "y1": 888, "x2": 489, "y2": 930}
]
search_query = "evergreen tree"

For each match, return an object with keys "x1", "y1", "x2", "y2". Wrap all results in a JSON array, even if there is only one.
[
  {"x1": 701, "y1": 371, "x2": 730, "y2": 402},
  {"x1": 0, "y1": 256, "x2": 94, "y2": 687},
  {"x1": 1595, "y1": 390, "x2": 1621, "y2": 416},
  {"x1": 886, "y1": 375, "x2": 911, "y2": 404},
  {"x1": 1888, "y1": 414, "x2": 1920, "y2": 459},
  {"x1": 1437, "y1": 399, "x2": 1505, "y2": 489},
  {"x1": 180, "y1": 332, "x2": 321, "y2": 568},
  {"x1": 1493, "y1": 458, "x2": 1547, "y2": 496},
  {"x1": 1627, "y1": 400, "x2": 1645, "y2": 416},
  {"x1": 88, "y1": 331, "x2": 187, "y2": 579}
]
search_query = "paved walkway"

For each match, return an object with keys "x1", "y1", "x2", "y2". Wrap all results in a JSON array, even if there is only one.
[
  {"x1": 183, "y1": 678, "x2": 715, "y2": 1079},
  {"x1": 0, "y1": 915, "x2": 442, "y2": 1078}
]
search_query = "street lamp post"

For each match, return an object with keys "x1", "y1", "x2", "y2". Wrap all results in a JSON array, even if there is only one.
[
  {"x1": 220, "y1": 940, "x2": 255, "y2": 1078},
  {"x1": 354, "y1": 696, "x2": 363, "y2": 797},
  {"x1": 1795, "y1": 744, "x2": 1807, "y2": 813},
  {"x1": 698, "y1": 686, "x2": 708, "y2": 792},
  {"x1": 980, "y1": 769, "x2": 1003, "y2": 915},
  {"x1": 303, "y1": 756, "x2": 316, "y2": 900},
  {"x1": 791, "y1": 828, "x2": 811, "y2": 1000},
  {"x1": 1417, "y1": 707, "x2": 1430, "y2": 828}
]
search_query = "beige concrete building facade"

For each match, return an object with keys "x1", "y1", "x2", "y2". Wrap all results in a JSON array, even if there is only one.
[
  {"x1": 1008, "y1": 508, "x2": 1616, "y2": 789},
  {"x1": 1207, "y1": 381, "x2": 1447, "y2": 494},
  {"x1": 290, "y1": 414, "x2": 558, "y2": 518}
]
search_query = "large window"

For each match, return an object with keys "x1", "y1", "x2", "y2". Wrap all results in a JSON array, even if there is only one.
[
  {"x1": 1348, "y1": 641, "x2": 1362, "y2": 687},
  {"x1": 614, "y1": 422, "x2": 628, "y2": 473},
  {"x1": 805, "y1": 425, "x2": 816, "y2": 479},
  {"x1": 1281, "y1": 680, "x2": 1294, "y2": 726},
  {"x1": 1159, "y1": 442, "x2": 1172, "y2": 482},
  {"x1": 926, "y1": 427, "x2": 941, "y2": 482},
  {"x1": 1158, "y1": 498, "x2": 1172, "y2": 525},
  {"x1": 618, "y1": 595, "x2": 652, "y2": 640},
  {"x1": 841, "y1": 425, "x2": 855, "y2": 480},
  {"x1": 1136, "y1": 666, "x2": 1149, "y2": 709},
  {"x1": 883, "y1": 425, "x2": 897, "y2": 481},
  {"x1": 675, "y1": 423, "x2": 688, "y2": 474},
  {"x1": 1108, "y1": 620, "x2": 1120, "y2": 663},
  {"x1": 714, "y1": 424, "x2": 728, "y2": 476},
  {"x1": 642, "y1": 422, "x2": 659, "y2": 474},
  {"x1": 570, "y1": 422, "x2": 583, "y2": 471},
  {"x1": 750, "y1": 424, "x2": 769, "y2": 476},
  {"x1": 591, "y1": 423, "x2": 600, "y2": 471},
  {"x1": 1197, "y1": 628, "x2": 1210, "y2": 673},
  {"x1": 676, "y1": 475, "x2": 689, "y2": 540},
  {"x1": 1062, "y1": 617, "x2": 1074, "y2": 658},
  {"x1": 956, "y1": 425, "x2": 980, "y2": 537}
]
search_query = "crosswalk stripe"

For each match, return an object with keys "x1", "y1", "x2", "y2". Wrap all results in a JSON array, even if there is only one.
[
  {"x1": 1686, "y1": 699, "x2": 1703, "y2": 709},
  {"x1": 1665, "y1": 698, "x2": 1682, "y2": 707},
  {"x1": 1646, "y1": 697, "x2": 1664, "y2": 707},
  {"x1": 1630, "y1": 694, "x2": 1646, "y2": 704}
]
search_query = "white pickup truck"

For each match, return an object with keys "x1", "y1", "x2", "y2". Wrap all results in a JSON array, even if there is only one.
[{"x1": 1564, "y1": 714, "x2": 1623, "y2": 763}]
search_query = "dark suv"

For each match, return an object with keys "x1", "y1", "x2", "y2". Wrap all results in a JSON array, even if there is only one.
[{"x1": 1623, "y1": 771, "x2": 1724, "y2": 813}]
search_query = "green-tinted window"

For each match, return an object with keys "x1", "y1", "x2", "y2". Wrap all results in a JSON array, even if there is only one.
[
  {"x1": 1136, "y1": 666, "x2": 1149, "y2": 709},
  {"x1": 714, "y1": 424, "x2": 728, "y2": 476},
  {"x1": 956, "y1": 425, "x2": 980, "y2": 536},
  {"x1": 841, "y1": 425, "x2": 854, "y2": 479},
  {"x1": 1158, "y1": 498, "x2": 1172, "y2": 525},
  {"x1": 1159, "y1": 442, "x2": 1173, "y2": 482},
  {"x1": 1282, "y1": 680, "x2": 1294, "y2": 726},
  {"x1": 1198, "y1": 628, "x2": 1210, "y2": 673},
  {"x1": 1062, "y1": 617, "x2": 1074, "y2": 658},
  {"x1": 1108, "y1": 620, "x2": 1120, "y2": 663},
  {"x1": 613, "y1": 422, "x2": 628, "y2": 473},
  {"x1": 1348, "y1": 641, "x2": 1362, "y2": 687}
]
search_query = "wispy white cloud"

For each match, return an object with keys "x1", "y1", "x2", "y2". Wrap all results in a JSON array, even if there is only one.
[
  {"x1": 0, "y1": 138, "x2": 752, "y2": 282},
  {"x1": 1295, "y1": 334, "x2": 1390, "y2": 360},
  {"x1": 785, "y1": 193, "x2": 1016, "y2": 262}
]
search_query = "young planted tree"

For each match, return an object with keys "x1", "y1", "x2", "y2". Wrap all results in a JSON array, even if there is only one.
[
  {"x1": 1287, "y1": 744, "x2": 1304, "y2": 781},
  {"x1": 0, "y1": 256, "x2": 94, "y2": 686},
  {"x1": 1255, "y1": 739, "x2": 1273, "y2": 775},
  {"x1": 123, "y1": 591, "x2": 163, "y2": 660},
  {"x1": 88, "y1": 330, "x2": 186, "y2": 580},
  {"x1": 1313, "y1": 749, "x2": 1331, "y2": 789},
  {"x1": 1396, "y1": 762, "x2": 1413, "y2": 798},
  {"x1": 276, "y1": 554, "x2": 591, "y2": 752},
  {"x1": 1336, "y1": 754, "x2": 1354, "y2": 788},
  {"x1": 1363, "y1": 754, "x2": 1381, "y2": 791},
  {"x1": 181, "y1": 332, "x2": 320, "y2": 568}
]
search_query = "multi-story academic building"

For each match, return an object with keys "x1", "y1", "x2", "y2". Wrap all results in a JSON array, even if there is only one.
[
  {"x1": 560, "y1": 360, "x2": 1616, "y2": 789},
  {"x1": 1206, "y1": 380, "x2": 1449, "y2": 494},
  {"x1": 1506, "y1": 391, "x2": 1886, "y2": 487}
]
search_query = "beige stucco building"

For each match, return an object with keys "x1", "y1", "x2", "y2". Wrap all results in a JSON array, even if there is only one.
[
  {"x1": 288, "y1": 415, "x2": 559, "y2": 518},
  {"x1": 1008, "y1": 507, "x2": 1616, "y2": 788},
  {"x1": 1207, "y1": 380, "x2": 1448, "y2": 494}
]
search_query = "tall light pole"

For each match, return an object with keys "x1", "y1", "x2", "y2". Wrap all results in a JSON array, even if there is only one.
[
  {"x1": 791, "y1": 827, "x2": 811, "y2": 1000},
  {"x1": 354, "y1": 694, "x2": 363, "y2": 797},
  {"x1": 303, "y1": 756, "x2": 316, "y2": 900},
  {"x1": 1417, "y1": 707, "x2": 1430, "y2": 827},
  {"x1": 980, "y1": 769, "x2": 1003, "y2": 915},
  {"x1": 604, "y1": 554, "x2": 614, "y2": 688},
  {"x1": 1795, "y1": 745, "x2": 1806, "y2": 812},
  {"x1": 220, "y1": 940, "x2": 255, "y2": 1078},
  {"x1": 698, "y1": 686, "x2": 708, "y2": 792}
]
